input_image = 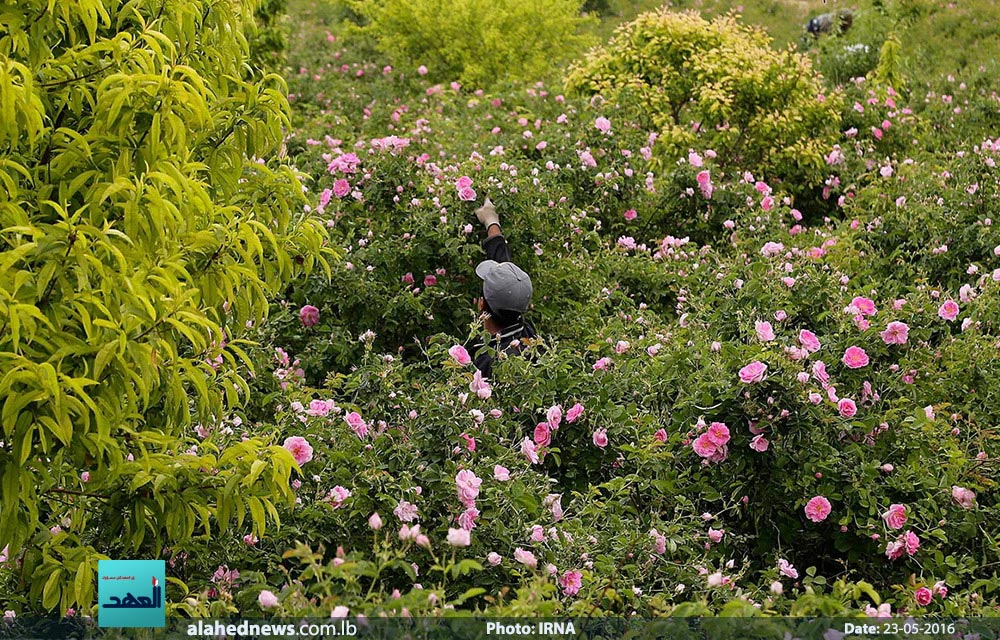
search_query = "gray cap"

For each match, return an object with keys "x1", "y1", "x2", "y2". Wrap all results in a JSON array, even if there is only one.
[{"x1": 475, "y1": 260, "x2": 533, "y2": 313}]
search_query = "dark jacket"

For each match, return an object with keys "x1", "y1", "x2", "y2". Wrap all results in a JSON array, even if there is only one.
[{"x1": 467, "y1": 233, "x2": 538, "y2": 379}]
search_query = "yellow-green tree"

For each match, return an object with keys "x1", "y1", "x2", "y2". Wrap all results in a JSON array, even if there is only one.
[
  {"x1": 0, "y1": 0, "x2": 329, "y2": 613},
  {"x1": 566, "y1": 9, "x2": 842, "y2": 187}
]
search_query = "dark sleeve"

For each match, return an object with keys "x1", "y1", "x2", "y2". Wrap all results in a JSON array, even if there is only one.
[{"x1": 482, "y1": 234, "x2": 512, "y2": 264}]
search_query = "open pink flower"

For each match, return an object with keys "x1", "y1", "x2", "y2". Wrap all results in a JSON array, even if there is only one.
[
  {"x1": 344, "y1": 411, "x2": 368, "y2": 438},
  {"x1": 938, "y1": 299, "x2": 959, "y2": 321},
  {"x1": 447, "y1": 528, "x2": 471, "y2": 547},
  {"x1": 546, "y1": 405, "x2": 563, "y2": 429},
  {"x1": 560, "y1": 570, "x2": 583, "y2": 596},
  {"x1": 837, "y1": 398, "x2": 857, "y2": 418},
  {"x1": 798, "y1": 329, "x2": 821, "y2": 352},
  {"x1": 755, "y1": 321, "x2": 776, "y2": 342},
  {"x1": 842, "y1": 346, "x2": 869, "y2": 369},
  {"x1": 951, "y1": 485, "x2": 976, "y2": 509},
  {"x1": 449, "y1": 345, "x2": 472, "y2": 366},
  {"x1": 592, "y1": 429, "x2": 608, "y2": 448},
  {"x1": 299, "y1": 305, "x2": 320, "y2": 327},
  {"x1": 882, "y1": 504, "x2": 907, "y2": 530},
  {"x1": 692, "y1": 433, "x2": 717, "y2": 458},
  {"x1": 533, "y1": 422, "x2": 551, "y2": 447},
  {"x1": 880, "y1": 321, "x2": 909, "y2": 345},
  {"x1": 514, "y1": 547, "x2": 537, "y2": 569},
  {"x1": 566, "y1": 403, "x2": 584, "y2": 423},
  {"x1": 914, "y1": 587, "x2": 933, "y2": 606},
  {"x1": 804, "y1": 495, "x2": 832, "y2": 522},
  {"x1": 738, "y1": 361, "x2": 767, "y2": 384},
  {"x1": 850, "y1": 296, "x2": 877, "y2": 316},
  {"x1": 749, "y1": 434, "x2": 769, "y2": 452},
  {"x1": 706, "y1": 422, "x2": 730, "y2": 446},
  {"x1": 455, "y1": 469, "x2": 482, "y2": 507},
  {"x1": 282, "y1": 436, "x2": 313, "y2": 465},
  {"x1": 470, "y1": 369, "x2": 492, "y2": 399},
  {"x1": 521, "y1": 437, "x2": 540, "y2": 464},
  {"x1": 332, "y1": 179, "x2": 351, "y2": 198}
]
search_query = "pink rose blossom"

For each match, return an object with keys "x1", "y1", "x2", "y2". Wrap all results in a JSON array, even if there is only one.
[
  {"x1": 455, "y1": 469, "x2": 482, "y2": 508},
  {"x1": 654, "y1": 428, "x2": 668, "y2": 443},
  {"x1": 914, "y1": 587, "x2": 933, "y2": 606},
  {"x1": 560, "y1": 571, "x2": 583, "y2": 596},
  {"x1": 778, "y1": 558, "x2": 798, "y2": 579},
  {"x1": 521, "y1": 437, "x2": 540, "y2": 464},
  {"x1": 755, "y1": 321, "x2": 775, "y2": 342},
  {"x1": 369, "y1": 513, "x2": 383, "y2": 530},
  {"x1": 738, "y1": 361, "x2": 767, "y2": 384},
  {"x1": 804, "y1": 495, "x2": 832, "y2": 522},
  {"x1": 258, "y1": 590, "x2": 279, "y2": 609},
  {"x1": 798, "y1": 330, "x2": 822, "y2": 352},
  {"x1": 708, "y1": 528, "x2": 724, "y2": 543},
  {"x1": 533, "y1": 422, "x2": 551, "y2": 447},
  {"x1": 344, "y1": 411, "x2": 369, "y2": 438},
  {"x1": 850, "y1": 296, "x2": 877, "y2": 316},
  {"x1": 706, "y1": 422, "x2": 730, "y2": 446},
  {"x1": 470, "y1": 369, "x2": 492, "y2": 399},
  {"x1": 332, "y1": 179, "x2": 351, "y2": 198},
  {"x1": 282, "y1": 436, "x2": 314, "y2": 465},
  {"x1": 592, "y1": 429, "x2": 608, "y2": 448},
  {"x1": 882, "y1": 504, "x2": 907, "y2": 530},
  {"x1": 842, "y1": 346, "x2": 870, "y2": 369},
  {"x1": 593, "y1": 357, "x2": 612, "y2": 371},
  {"x1": 837, "y1": 398, "x2": 857, "y2": 418},
  {"x1": 566, "y1": 403, "x2": 584, "y2": 423},
  {"x1": 951, "y1": 485, "x2": 976, "y2": 509},
  {"x1": 447, "y1": 528, "x2": 471, "y2": 547},
  {"x1": 938, "y1": 299, "x2": 959, "y2": 321},
  {"x1": 449, "y1": 345, "x2": 472, "y2": 365},
  {"x1": 750, "y1": 434, "x2": 769, "y2": 452},
  {"x1": 299, "y1": 305, "x2": 320, "y2": 327},
  {"x1": 880, "y1": 321, "x2": 909, "y2": 345},
  {"x1": 546, "y1": 405, "x2": 563, "y2": 429},
  {"x1": 514, "y1": 547, "x2": 537, "y2": 569},
  {"x1": 692, "y1": 433, "x2": 718, "y2": 458},
  {"x1": 494, "y1": 465, "x2": 510, "y2": 481}
]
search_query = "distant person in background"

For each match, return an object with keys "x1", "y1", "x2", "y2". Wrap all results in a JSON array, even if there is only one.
[
  {"x1": 466, "y1": 198, "x2": 538, "y2": 379},
  {"x1": 806, "y1": 9, "x2": 854, "y2": 36}
]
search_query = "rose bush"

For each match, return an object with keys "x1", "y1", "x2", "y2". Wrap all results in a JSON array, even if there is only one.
[{"x1": 2, "y1": 0, "x2": 999, "y2": 620}]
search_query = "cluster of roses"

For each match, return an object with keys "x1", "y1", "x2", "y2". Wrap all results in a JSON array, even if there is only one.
[{"x1": 520, "y1": 402, "x2": 584, "y2": 464}]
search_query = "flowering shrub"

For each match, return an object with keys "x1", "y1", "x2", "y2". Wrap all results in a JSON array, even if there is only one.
[
  {"x1": 3, "y1": 0, "x2": 1000, "y2": 620},
  {"x1": 565, "y1": 9, "x2": 843, "y2": 188}
]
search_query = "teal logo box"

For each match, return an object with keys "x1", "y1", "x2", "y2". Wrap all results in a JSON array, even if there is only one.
[{"x1": 97, "y1": 560, "x2": 166, "y2": 628}]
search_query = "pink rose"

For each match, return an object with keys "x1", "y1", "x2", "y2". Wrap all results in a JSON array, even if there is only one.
[
  {"x1": 458, "y1": 186, "x2": 477, "y2": 201},
  {"x1": 447, "y1": 528, "x2": 471, "y2": 547},
  {"x1": 326, "y1": 485, "x2": 351, "y2": 508},
  {"x1": 449, "y1": 345, "x2": 472, "y2": 366},
  {"x1": 692, "y1": 433, "x2": 717, "y2": 458},
  {"x1": 755, "y1": 321, "x2": 776, "y2": 342},
  {"x1": 566, "y1": 403, "x2": 584, "y2": 423},
  {"x1": 592, "y1": 429, "x2": 608, "y2": 448},
  {"x1": 708, "y1": 528, "x2": 724, "y2": 543},
  {"x1": 344, "y1": 411, "x2": 368, "y2": 438},
  {"x1": 882, "y1": 503, "x2": 907, "y2": 530},
  {"x1": 299, "y1": 305, "x2": 320, "y2": 327},
  {"x1": 654, "y1": 428, "x2": 668, "y2": 443},
  {"x1": 368, "y1": 512, "x2": 383, "y2": 530},
  {"x1": 804, "y1": 495, "x2": 832, "y2": 522},
  {"x1": 837, "y1": 398, "x2": 857, "y2": 418},
  {"x1": 513, "y1": 547, "x2": 537, "y2": 569},
  {"x1": 850, "y1": 296, "x2": 877, "y2": 316},
  {"x1": 914, "y1": 587, "x2": 933, "y2": 606},
  {"x1": 624, "y1": 208, "x2": 637, "y2": 221},
  {"x1": 546, "y1": 405, "x2": 563, "y2": 429},
  {"x1": 455, "y1": 176, "x2": 473, "y2": 190},
  {"x1": 798, "y1": 329, "x2": 821, "y2": 352},
  {"x1": 842, "y1": 346, "x2": 869, "y2": 369},
  {"x1": 521, "y1": 437, "x2": 540, "y2": 464},
  {"x1": 778, "y1": 558, "x2": 798, "y2": 579},
  {"x1": 749, "y1": 434, "x2": 769, "y2": 452},
  {"x1": 951, "y1": 485, "x2": 976, "y2": 509},
  {"x1": 494, "y1": 465, "x2": 511, "y2": 481},
  {"x1": 455, "y1": 469, "x2": 482, "y2": 508},
  {"x1": 938, "y1": 299, "x2": 959, "y2": 321},
  {"x1": 880, "y1": 321, "x2": 909, "y2": 344},
  {"x1": 282, "y1": 436, "x2": 314, "y2": 465},
  {"x1": 332, "y1": 178, "x2": 351, "y2": 198},
  {"x1": 560, "y1": 570, "x2": 583, "y2": 596},
  {"x1": 533, "y1": 422, "x2": 551, "y2": 447},
  {"x1": 258, "y1": 590, "x2": 279, "y2": 609},
  {"x1": 706, "y1": 422, "x2": 730, "y2": 446},
  {"x1": 593, "y1": 357, "x2": 612, "y2": 371},
  {"x1": 738, "y1": 361, "x2": 767, "y2": 384}
]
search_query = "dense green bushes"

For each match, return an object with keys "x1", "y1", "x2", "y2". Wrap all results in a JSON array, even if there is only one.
[
  {"x1": 339, "y1": 0, "x2": 597, "y2": 88},
  {"x1": 565, "y1": 9, "x2": 843, "y2": 189}
]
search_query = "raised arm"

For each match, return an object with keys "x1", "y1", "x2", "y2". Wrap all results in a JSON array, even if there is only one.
[{"x1": 475, "y1": 198, "x2": 512, "y2": 263}]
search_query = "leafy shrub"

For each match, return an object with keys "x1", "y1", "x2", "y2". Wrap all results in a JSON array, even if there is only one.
[
  {"x1": 340, "y1": 0, "x2": 598, "y2": 88},
  {"x1": 565, "y1": 9, "x2": 843, "y2": 189},
  {"x1": 0, "y1": 0, "x2": 329, "y2": 614}
]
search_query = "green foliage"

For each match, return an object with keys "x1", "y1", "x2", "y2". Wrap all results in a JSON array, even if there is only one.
[
  {"x1": 341, "y1": 0, "x2": 598, "y2": 88},
  {"x1": 565, "y1": 9, "x2": 843, "y2": 189},
  {"x1": 0, "y1": 0, "x2": 330, "y2": 614}
]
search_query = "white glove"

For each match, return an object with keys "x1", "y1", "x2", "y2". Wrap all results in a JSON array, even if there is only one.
[{"x1": 475, "y1": 198, "x2": 500, "y2": 229}]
